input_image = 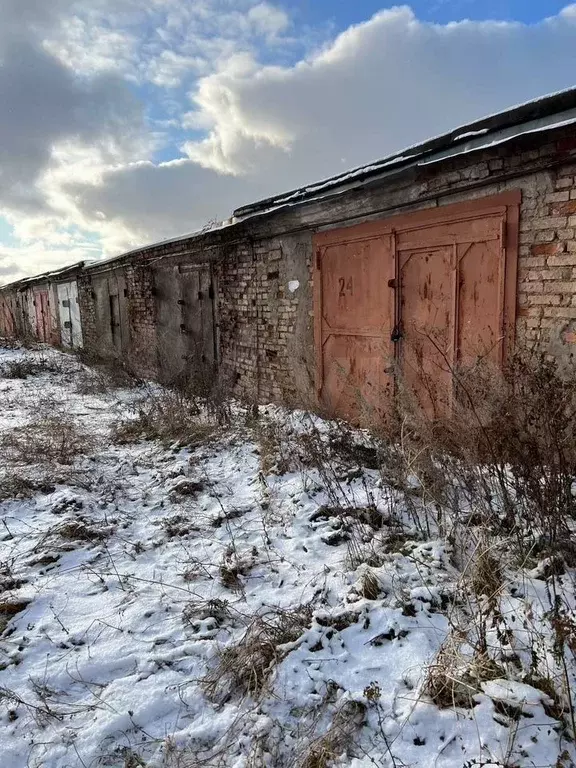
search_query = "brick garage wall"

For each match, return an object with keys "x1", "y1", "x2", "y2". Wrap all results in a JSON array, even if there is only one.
[
  {"x1": 212, "y1": 128, "x2": 576, "y2": 405},
  {"x1": 73, "y1": 125, "x2": 576, "y2": 405},
  {"x1": 515, "y1": 164, "x2": 576, "y2": 364},
  {"x1": 124, "y1": 264, "x2": 158, "y2": 379},
  {"x1": 78, "y1": 262, "x2": 158, "y2": 377},
  {"x1": 77, "y1": 273, "x2": 97, "y2": 352},
  {"x1": 215, "y1": 233, "x2": 314, "y2": 404}
]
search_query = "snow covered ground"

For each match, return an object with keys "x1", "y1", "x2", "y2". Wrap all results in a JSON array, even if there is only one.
[{"x1": 0, "y1": 343, "x2": 574, "y2": 768}]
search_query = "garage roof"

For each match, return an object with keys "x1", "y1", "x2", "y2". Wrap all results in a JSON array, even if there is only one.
[{"x1": 233, "y1": 86, "x2": 576, "y2": 220}]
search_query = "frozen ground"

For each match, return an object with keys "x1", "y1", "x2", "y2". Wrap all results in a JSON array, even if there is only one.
[{"x1": 0, "y1": 343, "x2": 574, "y2": 768}]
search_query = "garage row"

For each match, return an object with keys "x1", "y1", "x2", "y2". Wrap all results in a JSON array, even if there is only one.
[{"x1": 2, "y1": 88, "x2": 576, "y2": 422}]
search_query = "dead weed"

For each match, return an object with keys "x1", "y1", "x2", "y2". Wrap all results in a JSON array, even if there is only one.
[
  {"x1": 1, "y1": 416, "x2": 95, "y2": 466},
  {"x1": 202, "y1": 606, "x2": 313, "y2": 700}
]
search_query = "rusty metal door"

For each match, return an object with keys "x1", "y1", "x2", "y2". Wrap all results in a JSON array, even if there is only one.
[
  {"x1": 313, "y1": 192, "x2": 519, "y2": 421},
  {"x1": 0, "y1": 297, "x2": 15, "y2": 337},
  {"x1": 154, "y1": 264, "x2": 217, "y2": 385},
  {"x1": 395, "y1": 211, "x2": 509, "y2": 415},
  {"x1": 314, "y1": 234, "x2": 394, "y2": 421},
  {"x1": 35, "y1": 291, "x2": 50, "y2": 342}
]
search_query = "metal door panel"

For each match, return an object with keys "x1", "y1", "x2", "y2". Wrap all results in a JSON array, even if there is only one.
[
  {"x1": 57, "y1": 283, "x2": 72, "y2": 347},
  {"x1": 322, "y1": 335, "x2": 391, "y2": 422},
  {"x1": 396, "y1": 212, "x2": 503, "y2": 250},
  {"x1": 68, "y1": 281, "x2": 83, "y2": 348},
  {"x1": 315, "y1": 236, "x2": 394, "y2": 421},
  {"x1": 0, "y1": 299, "x2": 15, "y2": 337},
  {"x1": 181, "y1": 268, "x2": 203, "y2": 365},
  {"x1": 155, "y1": 267, "x2": 187, "y2": 381},
  {"x1": 199, "y1": 266, "x2": 216, "y2": 367},
  {"x1": 109, "y1": 294, "x2": 121, "y2": 350},
  {"x1": 314, "y1": 193, "x2": 518, "y2": 422},
  {"x1": 457, "y1": 238, "x2": 502, "y2": 365},
  {"x1": 107, "y1": 272, "x2": 129, "y2": 352},
  {"x1": 34, "y1": 290, "x2": 50, "y2": 342},
  {"x1": 154, "y1": 264, "x2": 216, "y2": 385},
  {"x1": 398, "y1": 246, "x2": 454, "y2": 416}
]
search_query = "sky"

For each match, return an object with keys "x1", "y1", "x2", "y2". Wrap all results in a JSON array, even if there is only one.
[{"x1": 1, "y1": 0, "x2": 575, "y2": 284}]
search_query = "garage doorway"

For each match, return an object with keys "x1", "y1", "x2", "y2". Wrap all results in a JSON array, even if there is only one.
[{"x1": 314, "y1": 192, "x2": 519, "y2": 422}]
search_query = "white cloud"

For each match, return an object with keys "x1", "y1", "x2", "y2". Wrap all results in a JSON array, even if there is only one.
[
  {"x1": 70, "y1": 5, "x2": 576, "y2": 247},
  {"x1": 3, "y1": 2, "x2": 576, "y2": 286}
]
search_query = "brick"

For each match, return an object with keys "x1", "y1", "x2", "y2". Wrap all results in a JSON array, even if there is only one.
[
  {"x1": 532, "y1": 216, "x2": 568, "y2": 229},
  {"x1": 550, "y1": 201, "x2": 576, "y2": 215},
  {"x1": 542, "y1": 281, "x2": 576, "y2": 294},
  {"x1": 517, "y1": 306, "x2": 544, "y2": 318},
  {"x1": 522, "y1": 281, "x2": 544, "y2": 293},
  {"x1": 534, "y1": 231, "x2": 556, "y2": 243},
  {"x1": 531, "y1": 242, "x2": 565, "y2": 256},
  {"x1": 522, "y1": 294, "x2": 561, "y2": 305},
  {"x1": 556, "y1": 177, "x2": 574, "y2": 189},
  {"x1": 548, "y1": 253, "x2": 576, "y2": 266},
  {"x1": 545, "y1": 191, "x2": 570, "y2": 203},
  {"x1": 521, "y1": 256, "x2": 546, "y2": 268},
  {"x1": 543, "y1": 306, "x2": 576, "y2": 318}
]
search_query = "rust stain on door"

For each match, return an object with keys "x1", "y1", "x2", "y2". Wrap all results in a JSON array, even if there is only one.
[{"x1": 314, "y1": 191, "x2": 520, "y2": 422}]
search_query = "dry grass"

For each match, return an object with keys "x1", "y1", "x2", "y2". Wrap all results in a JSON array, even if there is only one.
[
  {"x1": 0, "y1": 474, "x2": 55, "y2": 502},
  {"x1": 425, "y1": 633, "x2": 478, "y2": 709},
  {"x1": 74, "y1": 356, "x2": 140, "y2": 394},
  {"x1": 359, "y1": 568, "x2": 381, "y2": 600},
  {"x1": 202, "y1": 606, "x2": 313, "y2": 700},
  {"x1": 386, "y1": 351, "x2": 576, "y2": 557},
  {"x1": 112, "y1": 388, "x2": 223, "y2": 448},
  {"x1": 182, "y1": 599, "x2": 232, "y2": 631},
  {"x1": 299, "y1": 700, "x2": 366, "y2": 768},
  {"x1": 1, "y1": 415, "x2": 95, "y2": 466},
  {"x1": 0, "y1": 356, "x2": 64, "y2": 380}
]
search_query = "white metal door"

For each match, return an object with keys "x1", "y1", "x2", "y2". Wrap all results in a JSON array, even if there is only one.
[
  {"x1": 57, "y1": 281, "x2": 82, "y2": 349},
  {"x1": 57, "y1": 283, "x2": 72, "y2": 347},
  {"x1": 68, "y1": 281, "x2": 83, "y2": 348}
]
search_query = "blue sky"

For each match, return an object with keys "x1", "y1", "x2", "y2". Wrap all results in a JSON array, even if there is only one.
[
  {"x1": 1, "y1": 0, "x2": 576, "y2": 284},
  {"x1": 285, "y1": 0, "x2": 567, "y2": 26}
]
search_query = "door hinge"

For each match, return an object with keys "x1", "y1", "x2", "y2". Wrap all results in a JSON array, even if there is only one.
[{"x1": 315, "y1": 249, "x2": 321, "y2": 271}]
